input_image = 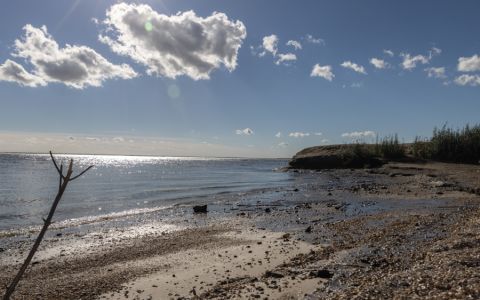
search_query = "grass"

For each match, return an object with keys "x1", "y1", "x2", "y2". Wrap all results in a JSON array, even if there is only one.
[
  {"x1": 339, "y1": 124, "x2": 479, "y2": 165},
  {"x1": 344, "y1": 135, "x2": 406, "y2": 162},
  {"x1": 413, "y1": 124, "x2": 480, "y2": 164},
  {"x1": 376, "y1": 134, "x2": 406, "y2": 159}
]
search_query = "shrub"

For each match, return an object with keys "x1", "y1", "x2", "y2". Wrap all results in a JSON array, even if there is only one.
[
  {"x1": 413, "y1": 124, "x2": 480, "y2": 164},
  {"x1": 378, "y1": 134, "x2": 405, "y2": 159}
]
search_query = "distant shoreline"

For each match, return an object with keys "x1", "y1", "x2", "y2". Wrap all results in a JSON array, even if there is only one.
[{"x1": 0, "y1": 151, "x2": 290, "y2": 160}]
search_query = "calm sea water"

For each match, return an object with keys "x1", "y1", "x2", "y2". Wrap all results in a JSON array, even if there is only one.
[{"x1": 0, "y1": 154, "x2": 291, "y2": 231}]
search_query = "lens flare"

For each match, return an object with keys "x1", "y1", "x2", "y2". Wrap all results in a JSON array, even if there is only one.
[
  {"x1": 144, "y1": 20, "x2": 153, "y2": 32},
  {"x1": 167, "y1": 84, "x2": 180, "y2": 99}
]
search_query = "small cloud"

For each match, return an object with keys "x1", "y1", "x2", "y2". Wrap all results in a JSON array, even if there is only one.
[
  {"x1": 275, "y1": 132, "x2": 282, "y2": 138},
  {"x1": 429, "y1": 47, "x2": 442, "y2": 58},
  {"x1": 370, "y1": 58, "x2": 389, "y2": 69},
  {"x1": 400, "y1": 53, "x2": 430, "y2": 70},
  {"x1": 112, "y1": 136, "x2": 125, "y2": 142},
  {"x1": 341, "y1": 131, "x2": 376, "y2": 139},
  {"x1": 457, "y1": 54, "x2": 480, "y2": 72},
  {"x1": 286, "y1": 40, "x2": 302, "y2": 50},
  {"x1": 278, "y1": 142, "x2": 288, "y2": 148},
  {"x1": 454, "y1": 74, "x2": 480, "y2": 87},
  {"x1": 425, "y1": 67, "x2": 446, "y2": 79},
  {"x1": 304, "y1": 34, "x2": 325, "y2": 45},
  {"x1": 275, "y1": 53, "x2": 297, "y2": 65},
  {"x1": 320, "y1": 139, "x2": 329, "y2": 144},
  {"x1": 236, "y1": 128, "x2": 254, "y2": 135},
  {"x1": 401, "y1": 48, "x2": 439, "y2": 70},
  {"x1": 314, "y1": 132, "x2": 323, "y2": 136},
  {"x1": 383, "y1": 49, "x2": 394, "y2": 57},
  {"x1": 261, "y1": 34, "x2": 279, "y2": 56},
  {"x1": 310, "y1": 64, "x2": 334, "y2": 81},
  {"x1": 341, "y1": 61, "x2": 367, "y2": 74},
  {"x1": 289, "y1": 132, "x2": 310, "y2": 138}
]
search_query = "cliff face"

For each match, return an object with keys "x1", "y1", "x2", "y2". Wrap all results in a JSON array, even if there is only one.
[{"x1": 288, "y1": 144, "x2": 384, "y2": 169}]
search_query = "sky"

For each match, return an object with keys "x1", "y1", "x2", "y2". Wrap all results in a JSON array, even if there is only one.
[{"x1": 0, "y1": 0, "x2": 479, "y2": 158}]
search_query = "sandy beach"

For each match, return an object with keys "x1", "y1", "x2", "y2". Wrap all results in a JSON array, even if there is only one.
[{"x1": 1, "y1": 160, "x2": 480, "y2": 299}]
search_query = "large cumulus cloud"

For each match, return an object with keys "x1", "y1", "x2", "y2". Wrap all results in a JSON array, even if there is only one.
[
  {"x1": 99, "y1": 3, "x2": 247, "y2": 80},
  {"x1": 0, "y1": 25, "x2": 137, "y2": 89}
]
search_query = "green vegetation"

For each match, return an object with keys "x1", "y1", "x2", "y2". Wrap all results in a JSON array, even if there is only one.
[
  {"x1": 376, "y1": 134, "x2": 406, "y2": 159},
  {"x1": 413, "y1": 124, "x2": 480, "y2": 164},
  {"x1": 342, "y1": 135, "x2": 407, "y2": 164}
]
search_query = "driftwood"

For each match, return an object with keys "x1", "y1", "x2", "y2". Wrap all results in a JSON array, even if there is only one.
[{"x1": 2, "y1": 151, "x2": 93, "y2": 300}]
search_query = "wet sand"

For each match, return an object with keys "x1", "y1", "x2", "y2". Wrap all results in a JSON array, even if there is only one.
[{"x1": 1, "y1": 161, "x2": 479, "y2": 299}]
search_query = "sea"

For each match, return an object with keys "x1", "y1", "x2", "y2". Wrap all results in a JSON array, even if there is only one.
[{"x1": 0, "y1": 153, "x2": 292, "y2": 231}]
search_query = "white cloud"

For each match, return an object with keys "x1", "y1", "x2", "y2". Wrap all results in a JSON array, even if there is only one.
[
  {"x1": 261, "y1": 34, "x2": 279, "y2": 56},
  {"x1": 275, "y1": 132, "x2": 282, "y2": 138},
  {"x1": 278, "y1": 142, "x2": 288, "y2": 148},
  {"x1": 320, "y1": 139, "x2": 329, "y2": 144},
  {"x1": 341, "y1": 61, "x2": 367, "y2": 74},
  {"x1": 0, "y1": 59, "x2": 46, "y2": 87},
  {"x1": 454, "y1": 74, "x2": 480, "y2": 86},
  {"x1": 400, "y1": 53, "x2": 430, "y2": 70},
  {"x1": 341, "y1": 131, "x2": 376, "y2": 139},
  {"x1": 310, "y1": 64, "x2": 334, "y2": 81},
  {"x1": 425, "y1": 67, "x2": 446, "y2": 79},
  {"x1": 401, "y1": 48, "x2": 440, "y2": 70},
  {"x1": 286, "y1": 40, "x2": 302, "y2": 50},
  {"x1": 99, "y1": 3, "x2": 246, "y2": 80},
  {"x1": 314, "y1": 132, "x2": 323, "y2": 136},
  {"x1": 383, "y1": 49, "x2": 394, "y2": 57},
  {"x1": 236, "y1": 128, "x2": 254, "y2": 135},
  {"x1": 305, "y1": 34, "x2": 325, "y2": 45},
  {"x1": 275, "y1": 53, "x2": 297, "y2": 65},
  {"x1": 0, "y1": 24, "x2": 137, "y2": 89},
  {"x1": 289, "y1": 132, "x2": 310, "y2": 138},
  {"x1": 429, "y1": 47, "x2": 442, "y2": 58},
  {"x1": 457, "y1": 54, "x2": 480, "y2": 72},
  {"x1": 370, "y1": 58, "x2": 389, "y2": 69}
]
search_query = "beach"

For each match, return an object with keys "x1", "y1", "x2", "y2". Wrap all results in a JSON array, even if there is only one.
[{"x1": 1, "y1": 159, "x2": 479, "y2": 299}]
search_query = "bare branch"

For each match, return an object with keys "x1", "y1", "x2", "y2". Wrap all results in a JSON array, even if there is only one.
[
  {"x1": 3, "y1": 152, "x2": 94, "y2": 300},
  {"x1": 49, "y1": 151, "x2": 64, "y2": 179},
  {"x1": 70, "y1": 165, "x2": 94, "y2": 181},
  {"x1": 58, "y1": 164, "x2": 63, "y2": 190}
]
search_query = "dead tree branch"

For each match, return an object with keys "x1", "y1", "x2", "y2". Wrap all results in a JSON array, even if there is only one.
[{"x1": 3, "y1": 151, "x2": 93, "y2": 300}]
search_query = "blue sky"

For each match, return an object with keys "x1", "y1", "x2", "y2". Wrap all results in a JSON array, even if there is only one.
[{"x1": 0, "y1": 1, "x2": 479, "y2": 157}]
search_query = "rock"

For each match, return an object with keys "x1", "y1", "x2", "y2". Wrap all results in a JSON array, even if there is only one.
[
  {"x1": 310, "y1": 269, "x2": 334, "y2": 279},
  {"x1": 265, "y1": 271, "x2": 284, "y2": 278},
  {"x1": 293, "y1": 188, "x2": 299, "y2": 192},
  {"x1": 193, "y1": 205, "x2": 208, "y2": 213},
  {"x1": 265, "y1": 208, "x2": 271, "y2": 213},
  {"x1": 305, "y1": 226, "x2": 312, "y2": 233}
]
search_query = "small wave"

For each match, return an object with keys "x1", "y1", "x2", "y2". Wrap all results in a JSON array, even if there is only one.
[{"x1": 0, "y1": 205, "x2": 173, "y2": 238}]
